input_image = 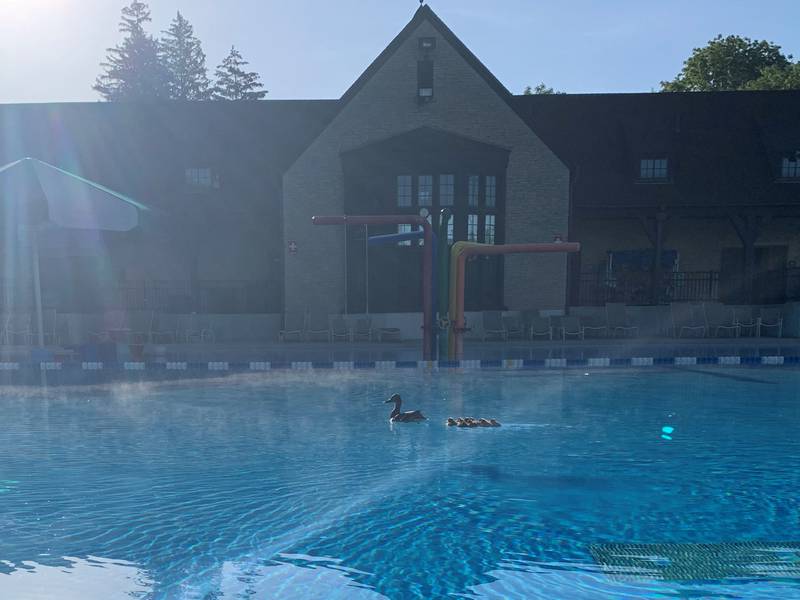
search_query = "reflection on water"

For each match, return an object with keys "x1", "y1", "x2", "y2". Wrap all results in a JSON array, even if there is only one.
[
  {"x1": 0, "y1": 555, "x2": 153, "y2": 600},
  {"x1": 467, "y1": 560, "x2": 800, "y2": 600},
  {"x1": 190, "y1": 554, "x2": 388, "y2": 599}
]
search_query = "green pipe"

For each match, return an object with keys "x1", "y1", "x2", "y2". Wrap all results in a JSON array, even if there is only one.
[{"x1": 437, "y1": 209, "x2": 451, "y2": 361}]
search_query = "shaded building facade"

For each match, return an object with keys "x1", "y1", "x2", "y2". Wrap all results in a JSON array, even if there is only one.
[{"x1": 1, "y1": 5, "x2": 798, "y2": 326}]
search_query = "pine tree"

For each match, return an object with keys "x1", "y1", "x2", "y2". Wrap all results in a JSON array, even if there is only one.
[
  {"x1": 93, "y1": 1, "x2": 169, "y2": 101},
  {"x1": 212, "y1": 47, "x2": 267, "y2": 101},
  {"x1": 161, "y1": 11, "x2": 210, "y2": 101}
]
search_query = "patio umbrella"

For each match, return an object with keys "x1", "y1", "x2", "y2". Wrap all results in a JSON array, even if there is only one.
[{"x1": 0, "y1": 157, "x2": 148, "y2": 346}]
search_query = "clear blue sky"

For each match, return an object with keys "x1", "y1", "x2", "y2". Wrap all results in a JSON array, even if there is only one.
[{"x1": 2, "y1": 0, "x2": 799, "y2": 103}]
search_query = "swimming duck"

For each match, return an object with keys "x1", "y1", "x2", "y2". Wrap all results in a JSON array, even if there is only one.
[
  {"x1": 385, "y1": 394, "x2": 426, "y2": 423},
  {"x1": 446, "y1": 417, "x2": 502, "y2": 427}
]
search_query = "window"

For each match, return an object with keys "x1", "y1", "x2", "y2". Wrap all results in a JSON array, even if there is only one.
[
  {"x1": 485, "y1": 176, "x2": 496, "y2": 208},
  {"x1": 468, "y1": 175, "x2": 479, "y2": 207},
  {"x1": 439, "y1": 174, "x2": 454, "y2": 206},
  {"x1": 781, "y1": 154, "x2": 800, "y2": 178},
  {"x1": 397, "y1": 223, "x2": 412, "y2": 246},
  {"x1": 467, "y1": 214, "x2": 479, "y2": 242},
  {"x1": 639, "y1": 158, "x2": 668, "y2": 180},
  {"x1": 185, "y1": 167, "x2": 213, "y2": 187},
  {"x1": 446, "y1": 213, "x2": 454, "y2": 244},
  {"x1": 397, "y1": 175, "x2": 412, "y2": 207},
  {"x1": 484, "y1": 214, "x2": 496, "y2": 245},
  {"x1": 417, "y1": 60, "x2": 433, "y2": 101},
  {"x1": 418, "y1": 37, "x2": 436, "y2": 50},
  {"x1": 418, "y1": 175, "x2": 433, "y2": 206}
]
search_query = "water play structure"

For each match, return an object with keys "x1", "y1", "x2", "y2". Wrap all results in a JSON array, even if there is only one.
[
  {"x1": 312, "y1": 214, "x2": 435, "y2": 360},
  {"x1": 313, "y1": 211, "x2": 580, "y2": 361},
  {"x1": 447, "y1": 240, "x2": 580, "y2": 360}
]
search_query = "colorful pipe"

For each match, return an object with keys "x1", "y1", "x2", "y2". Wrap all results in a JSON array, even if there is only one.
[
  {"x1": 448, "y1": 241, "x2": 581, "y2": 360},
  {"x1": 436, "y1": 209, "x2": 452, "y2": 361},
  {"x1": 312, "y1": 215, "x2": 434, "y2": 360}
]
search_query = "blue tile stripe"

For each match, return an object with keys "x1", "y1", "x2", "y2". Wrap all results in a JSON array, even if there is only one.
[{"x1": 0, "y1": 355, "x2": 795, "y2": 376}]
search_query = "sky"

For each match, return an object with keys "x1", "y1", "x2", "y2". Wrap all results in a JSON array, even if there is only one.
[{"x1": 1, "y1": 0, "x2": 799, "y2": 103}]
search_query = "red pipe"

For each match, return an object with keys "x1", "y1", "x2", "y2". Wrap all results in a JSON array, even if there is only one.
[
  {"x1": 312, "y1": 215, "x2": 433, "y2": 360},
  {"x1": 453, "y1": 242, "x2": 580, "y2": 360}
]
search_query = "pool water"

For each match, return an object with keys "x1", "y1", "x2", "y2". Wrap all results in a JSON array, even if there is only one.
[{"x1": 1, "y1": 368, "x2": 799, "y2": 599}]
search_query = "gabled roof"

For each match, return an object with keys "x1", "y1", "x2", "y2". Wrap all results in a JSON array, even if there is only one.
[
  {"x1": 512, "y1": 90, "x2": 800, "y2": 211},
  {"x1": 338, "y1": 5, "x2": 515, "y2": 113},
  {"x1": 0, "y1": 100, "x2": 339, "y2": 203}
]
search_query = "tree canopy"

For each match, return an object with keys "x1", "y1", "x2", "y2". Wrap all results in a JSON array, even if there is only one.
[
  {"x1": 661, "y1": 34, "x2": 798, "y2": 92},
  {"x1": 95, "y1": 2, "x2": 267, "y2": 101},
  {"x1": 523, "y1": 83, "x2": 564, "y2": 95},
  {"x1": 161, "y1": 11, "x2": 210, "y2": 101},
  {"x1": 212, "y1": 47, "x2": 268, "y2": 101},
  {"x1": 94, "y1": 1, "x2": 170, "y2": 101}
]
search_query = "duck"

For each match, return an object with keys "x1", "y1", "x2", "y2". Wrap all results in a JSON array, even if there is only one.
[
  {"x1": 446, "y1": 417, "x2": 502, "y2": 427},
  {"x1": 385, "y1": 394, "x2": 426, "y2": 423}
]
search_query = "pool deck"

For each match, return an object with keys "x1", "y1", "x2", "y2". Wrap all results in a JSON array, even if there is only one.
[{"x1": 7, "y1": 336, "x2": 795, "y2": 364}]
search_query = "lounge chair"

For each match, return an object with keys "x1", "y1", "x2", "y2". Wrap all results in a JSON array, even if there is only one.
[
  {"x1": 528, "y1": 314, "x2": 553, "y2": 341},
  {"x1": 758, "y1": 307, "x2": 783, "y2": 338},
  {"x1": 329, "y1": 315, "x2": 350, "y2": 342},
  {"x1": 581, "y1": 312, "x2": 609, "y2": 339},
  {"x1": 306, "y1": 312, "x2": 331, "y2": 342},
  {"x1": 704, "y1": 303, "x2": 738, "y2": 338},
  {"x1": 3, "y1": 313, "x2": 31, "y2": 345},
  {"x1": 502, "y1": 314, "x2": 525, "y2": 340},
  {"x1": 482, "y1": 311, "x2": 507, "y2": 341},
  {"x1": 352, "y1": 317, "x2": 373, "y2": 342},
  {"x1": 670, "y1": 302, "x2": 706, "y2": 338},
  {"x1": 279, "y1": 312, "x2": 306, "y2": 342},
  {"x1": 147, "y1": 311, "x2": 177, "y2": 343},
  {"x1": 29, "y1": 309, "x2": 59, "y2": 345},
  {"x1": 561, "y1": 315, "x2": 584, "y2": 341},
  {"x1": 733, "y1": 307, "x2": 757, "y2": 337},
  {"x1": 606, "y1": 303, "x2": 638, "y2": 337},
  {"x1": 184, "y1": 314, "x2": 215, "y2": 343}
]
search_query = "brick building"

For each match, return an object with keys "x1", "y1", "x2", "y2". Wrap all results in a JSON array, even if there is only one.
[{"x1": 1, "y1": 5, "x2": 799, "y2": 339}]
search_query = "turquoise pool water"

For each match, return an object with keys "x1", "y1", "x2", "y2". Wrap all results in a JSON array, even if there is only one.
[{"x1": 0, "y1": 368, "x2": 799, "y2": 599}]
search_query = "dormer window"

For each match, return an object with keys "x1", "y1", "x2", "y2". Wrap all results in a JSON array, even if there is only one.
[
  {"x1": 417, "y1": 60, "x2": 433, "y2": 102},
  {"x1": 639, "y1": 158, "x2": 668, "y2": 180},
  {"x1": 781, "y1": 154, "x2": 800, "y2": 179}
]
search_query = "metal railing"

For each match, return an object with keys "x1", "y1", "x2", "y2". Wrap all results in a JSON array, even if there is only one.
[
  {"x1": 577, "y1": 270, "x2": 720, "y2": 306},
  {"x1": 577, "y1": 268, "x2": 800, "y2": 306}
]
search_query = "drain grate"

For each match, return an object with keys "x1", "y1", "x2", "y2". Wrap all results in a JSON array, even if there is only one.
[{"x1": 589, "y1": 541, "x2": 800, "y2": 581}]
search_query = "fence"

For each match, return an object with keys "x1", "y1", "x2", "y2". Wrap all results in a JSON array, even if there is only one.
[
  {"x1": 577, "y1": 270, "x2": 719, "y2": 306},
  {"x1": 577, "y1": 268, "x2": 800, "y2": 306}
]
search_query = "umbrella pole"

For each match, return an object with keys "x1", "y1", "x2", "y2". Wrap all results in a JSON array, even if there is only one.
[{"x1": 32, "y1": 228, "x2": 45, "y2": 347}]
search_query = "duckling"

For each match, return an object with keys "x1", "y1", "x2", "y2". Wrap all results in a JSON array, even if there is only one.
[
  {"x1": 385, "y1": 394, "x2": 426, "y2": 423},
  {"x1": 446, "y1": 418, "x2": 457, "y2": 426}
]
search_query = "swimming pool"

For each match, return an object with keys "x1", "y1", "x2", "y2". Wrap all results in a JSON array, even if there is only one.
[{"x1": 1, "y1": 368, "x2": 799, "y2": 599}]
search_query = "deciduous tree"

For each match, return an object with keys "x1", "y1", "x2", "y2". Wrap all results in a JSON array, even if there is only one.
[{"x1": 661, "y1": 35, "x2": 794, "y2": 92}]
